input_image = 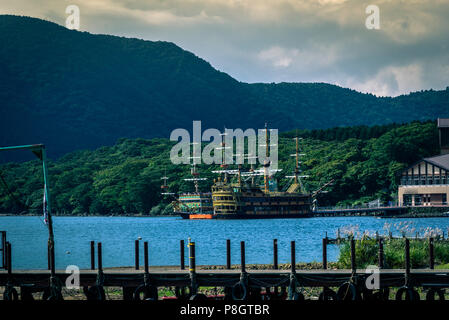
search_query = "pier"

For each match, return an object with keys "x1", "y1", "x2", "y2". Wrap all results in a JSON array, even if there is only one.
[
  {"x1": 314, "y1": 205, "x2": 449, "y2": 217},
  {"x1": 1, "y1": 237, "x2": 449, "y2": 301}
]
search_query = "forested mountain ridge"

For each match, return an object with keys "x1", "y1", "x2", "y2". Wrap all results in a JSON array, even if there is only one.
[
  {"x1": 0, "y1": 15, "x2": 448, "y2": 159},
  {"x1": 0, "y1": 121, "x2": 439, "y2": 215}
]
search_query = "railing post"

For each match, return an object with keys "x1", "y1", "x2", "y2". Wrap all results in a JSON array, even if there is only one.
[
  {"x1": 189, "y1": 240, "x2": 197, "y2": 295},
  {"x1": 226, "y1": 239, "x2": 231, "y2": 270},
  {"x1": 240, "y1": 241, "x2": 245, "y2": 273},
  {"x1": 291, "y1": 241, "x2": 296, "y2": 273},
  {"x1": 405, "y1": 238, "x2": 410, "y2": 277},
  {"x1": 90, "y1": 241, "x2": 95, "y2": 270},
  {"x1": 273, "y1": 239, "x2": 278, "y2": 270},
  {"x1": 144, "y1": 241, "x2": 149, "y2": 274},
  {"x1": 378, "y1": 238, "x2": 384, "y2": 269},
  {"x1": 429, "y1": 237, "x2": 434, "y2": 270},
  {"x1": 350, "y1": 238, "x2": 356, "y2": 272},
  {"x1": 180, "y1": 240, "x2": 185, "y2": 270},
  {"x1": 189, "y1": 242, "x2": 196, "y2": 273},
  {"x1": 322, "y1": 238, "x2": 327, "y2": 270},
  {"x1": 97, "y1": 242, "x2": 103, "y2": 272},
  {"x1": 135, "y1": 239, "x2": 139, "y2": 270},
  {"x1": 6, "y1": 242, "x2": 11, "y2": 275}
]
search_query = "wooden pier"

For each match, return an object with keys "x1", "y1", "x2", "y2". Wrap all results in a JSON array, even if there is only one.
[
  {"x1": 1, "y1": 238, "x2": 449, "y2": 301},
  {"x1": 314, "y1": 205, "x2": 449, "y2": 217}
]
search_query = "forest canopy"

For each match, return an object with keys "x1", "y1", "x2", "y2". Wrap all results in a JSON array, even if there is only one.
[{"x1": 0, "y1": 121, "x2": 439, "y2": 215}]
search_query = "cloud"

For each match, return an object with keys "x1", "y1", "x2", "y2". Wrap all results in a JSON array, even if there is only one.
[
  {"x1": 258, "y1": 45, "x2": 339, "y2": 70},
  {"x1": 1, "y1": 0, "x2": 448, "y2": 96},
  {"x1": 342, "y1": 64, "x2": 424, "y2": 97}
]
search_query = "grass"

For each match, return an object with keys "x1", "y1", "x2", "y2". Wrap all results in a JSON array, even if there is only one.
[{"x1": 337, "y1": 237, "x2": 449, "y2": 269}]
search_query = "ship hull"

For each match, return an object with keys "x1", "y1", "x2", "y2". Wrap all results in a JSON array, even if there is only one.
[
  {"x1": 178, "y1": 212, "x2": 214, "y2": 220},
  {"x1": 178, "y1": 212, "x2": 312, "y2": 219},
  {"x1": 213, "y1": 213, "x2": 313, "y2": 219}
]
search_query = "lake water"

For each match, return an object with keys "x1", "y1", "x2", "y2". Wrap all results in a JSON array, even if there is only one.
[{"x1": 1, "y1": 216, "x2": 449, "y2": 270}]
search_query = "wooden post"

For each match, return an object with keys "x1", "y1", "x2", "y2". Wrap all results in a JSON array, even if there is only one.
[
  {"x1": 273, "y1": 239, "x2": 278, "y2": 270},
  {"x1": 378, "y1": 238, "x2": 384, "y2": 269},
  {"x1": 144, "y1": 241, "x2": 149, "y2": 274},
  {"x1": 47, "y1": 241, "x2": 51, "y2": 270},
  {"x1": 240, "y1": 241, "x2": 245, "y2": 273},
  {"x1": 291, "y1": 241, "x2": 296, "y2": 273},
  {"x1": 429, "y1": 237, "x2": 434, "y2": 270},
  {"x1": 350, "y1": 238, "x2": 356, "y2": 272},
  {"x1": 97, "y1": 242, "x2": 103, "y2": 272},
  {"x1": 1, "y1": 232, "x2": 6, "y2": 269},
  {"x1": 6, "y1": 242, "x2": 11, "y2": 275},
  {"x1": 49, "y1": 241, "x2": 55, "y2": 276},
  {"x1": 180, "y1": 240, "x2": 185, "y2": 270},
  {"x1": 90, "y1": 241, "x2": 95, "y2": 270},
  {"x1": 226, "y1": 239, "x2": 231, "y2": 270},
  {"x1": 189, "y1": 242, "x2": 196, "y2": 273},
  {"x1": 405, "y1": 238, "x2": 410, "y2": 276},
  {"x1": 135, "y1": 240, "x2": 139, "y2": 270},
  {"x1": 322, "y1": 238, "x2": 327, "y2": 270}
]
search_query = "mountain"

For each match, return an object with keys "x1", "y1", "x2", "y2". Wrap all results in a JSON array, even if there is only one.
[{"x1": 0, "y1": 15, "x2": 448, "y2": 159}]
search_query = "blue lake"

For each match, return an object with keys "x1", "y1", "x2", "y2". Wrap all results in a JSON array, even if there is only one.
[{"x1": 1, "y1": 216, "x2": 449, "y2": 270}]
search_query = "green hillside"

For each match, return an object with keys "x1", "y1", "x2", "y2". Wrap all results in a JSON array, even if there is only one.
[
  {"x1": 0, "y1": 121, "x2": 439, "y2": 215},
  {"x1": 0, "y1": 15, "x2": 448, "y2": 159}
]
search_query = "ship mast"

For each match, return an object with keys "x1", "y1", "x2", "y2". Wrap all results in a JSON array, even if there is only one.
[
  {"x1": 214, "y1": 128, "x2": 230, "y2": 183},
  {"x1": 185, "y1": 144, "x2": 207, "y2": 193},
  {"x1": 264, "y1": 123, "x2": 270, "y2": 193},
  {"x1": 285, "y1": 134, "x2": 308, "y2": 193},
  {"x1": 161, "y1": 169, "x2": 169, "y2": 191},
  {"x1": 294, "y1": 136, "x2": 300, "y2": 184}
]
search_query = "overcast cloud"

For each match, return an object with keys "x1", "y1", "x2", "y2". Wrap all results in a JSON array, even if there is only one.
[{"x1": 1, "y1": 0, "x2": 448, "y2": 96}]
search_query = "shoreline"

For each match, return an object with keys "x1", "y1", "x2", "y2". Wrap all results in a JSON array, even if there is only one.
[{"x1": 1, "y1": 211, "x2": 449, "y2": 219}]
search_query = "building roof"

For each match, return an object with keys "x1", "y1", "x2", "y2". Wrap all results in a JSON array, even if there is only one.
[
  {"x1": 424, "y1": 153, "x2": 449, "y2": 170},
  {"x1": 438, "y1": 118, "x2": 449, "y2": 128}
]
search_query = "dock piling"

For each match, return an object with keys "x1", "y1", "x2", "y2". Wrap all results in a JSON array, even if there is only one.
[
  {"x1": 240, "y1": 241, "x2": 245, "y2": 273},
  {"x1": 226, "y1": 239, "x2": 231, "y2": 270},
  {"x1": 350, "y1": 238, "x2": 356, "y2": 272},
  {"x1": 180, "y1": 240, "x2": 185, "y2": 270},
  {"x1": 97, "y1": 242, "x2": 103, "y2": 272},
  {"x1": 6, "y1": 242, "x2": 11, "y2": 275},
  {"x1": 90, "y1": 241, "x2": 95, "y2": 270},
  {"x1": 429, "y1": 237, "x2": 434, "y2": 270},
  {"x1": 405, "y1": 238, "x2": 410, "y2": 277},
  {"x1": 189, "y1": 241, "x2": 196, "y2": 273},
  {"x1": 135, "y1": 240, "x2": 139, "y2": 270},
  {"x1": 273, "y1": 239, "x2": 278, "y2": 270},
  {"x1": 322, "y1": 238, "x2": 327, "y2": 270},
  {"x1": 291, "y1": 241, "x2": 296, "y2": 273},
  {"x1": 144, "y1": 241, "x2": 149, "y2": 274}
]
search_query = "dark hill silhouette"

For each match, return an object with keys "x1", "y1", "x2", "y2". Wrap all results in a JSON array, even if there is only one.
[{"x1": 0, "y1": 15, "x2": 448, "y2": 158}]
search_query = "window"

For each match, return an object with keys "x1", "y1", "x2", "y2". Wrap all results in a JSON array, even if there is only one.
[
  {"x1": 415, "y1": 195, "x2": 423, "y2": 205},
  {"x1": 403, "y1": 195, "x2": 412, "y2": 206}
]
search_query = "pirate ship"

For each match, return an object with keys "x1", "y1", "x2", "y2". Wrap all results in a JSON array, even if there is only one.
[{"x1": 165, "y1": 125, "x2": 315, "y2": 219}]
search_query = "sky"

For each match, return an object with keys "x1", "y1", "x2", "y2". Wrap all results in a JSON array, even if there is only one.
[{"x1": 1, "y1": 0, "x2": 448, "y2": 97}]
